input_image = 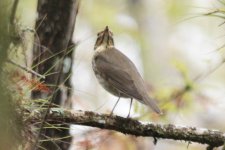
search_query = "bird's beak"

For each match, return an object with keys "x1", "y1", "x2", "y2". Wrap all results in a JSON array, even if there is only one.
[
  {"x1": 104, "y1": 26, "x2": 109, "y2": 31},
  {"x1": 103, "y1": 26, "x2": 110, "y2": 35}
]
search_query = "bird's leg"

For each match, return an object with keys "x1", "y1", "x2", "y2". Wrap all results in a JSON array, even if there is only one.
[
  {"x1": 110, "y1": 96, "x2": 120, "y2": 116},
  {"x1": 127, "y1": 98, "x2": 133, "y2": 118}
]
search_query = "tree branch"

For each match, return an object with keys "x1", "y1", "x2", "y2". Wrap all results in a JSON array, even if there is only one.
[{"x1": 28, "y1": 109, "x2": 225, "y2": 148}]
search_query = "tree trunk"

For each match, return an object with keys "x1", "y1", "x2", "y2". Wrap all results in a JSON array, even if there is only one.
[
  {"x1": 0, "y1": 0, "x2": 22, "y2": 149},
  {"x1": 32, "y1": 0, "x2": 79, "y2": 149}
]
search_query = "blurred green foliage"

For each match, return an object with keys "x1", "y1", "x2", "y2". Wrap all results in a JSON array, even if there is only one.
[{"x1": 166, "y1": 0, "x2": 188, "y2": 20}]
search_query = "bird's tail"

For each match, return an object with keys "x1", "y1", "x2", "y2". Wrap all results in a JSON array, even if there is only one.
[{"x1": 143, "y1": 95, "x2": 162, "y2": 114}]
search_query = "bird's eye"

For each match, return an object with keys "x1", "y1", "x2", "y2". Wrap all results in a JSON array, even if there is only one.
[{"x1": 97, "y1": 31, "x2": 104, "y2": 36}]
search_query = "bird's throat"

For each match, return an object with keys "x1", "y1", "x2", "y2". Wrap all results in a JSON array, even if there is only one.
[{"x1": 95, "y1": 45, "x2": 114, "y2": 53}]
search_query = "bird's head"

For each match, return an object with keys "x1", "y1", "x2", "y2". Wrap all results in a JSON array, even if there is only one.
[{"x1": 94, "y1": 26, "x2": 114, "y2": 50}]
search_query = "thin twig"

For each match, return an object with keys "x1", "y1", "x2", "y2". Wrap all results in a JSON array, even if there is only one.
[{"x1": 6, "y1": 59, "x2": 45, "y2": 79}]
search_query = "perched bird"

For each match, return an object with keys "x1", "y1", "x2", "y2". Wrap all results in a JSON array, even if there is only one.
[{"x1": 92, "y1": 26, "x2": 161, "y2": 117}]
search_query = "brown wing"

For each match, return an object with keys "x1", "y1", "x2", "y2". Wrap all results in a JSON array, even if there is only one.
[
  {"x1": 94, "y1": 50, "x2": 143, "y2": 100},
  {"x1": 94, "y1": 48, "x2": 161, "y2": 114}
]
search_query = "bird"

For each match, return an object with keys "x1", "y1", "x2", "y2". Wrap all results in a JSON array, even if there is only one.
[{"x1": 92, "y1": 26, "x2": 162, "y2": 117}]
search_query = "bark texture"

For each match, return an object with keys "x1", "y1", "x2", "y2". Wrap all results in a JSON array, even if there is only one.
[
  {"x1": 32, "y1": 0, "x2": 79, "y2": 149},
  {"x1": 29, "y1": 109, "x2": 225, "y2": 149}
]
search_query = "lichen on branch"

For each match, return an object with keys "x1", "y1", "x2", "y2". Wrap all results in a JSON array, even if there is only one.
[{"x1": 27, "y1": 108, "x2": 225, "y2": 148}]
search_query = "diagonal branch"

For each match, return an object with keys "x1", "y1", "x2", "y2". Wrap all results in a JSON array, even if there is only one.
[{"x1": 28, "y1": 109, "x2": 225, "y2": 148}]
